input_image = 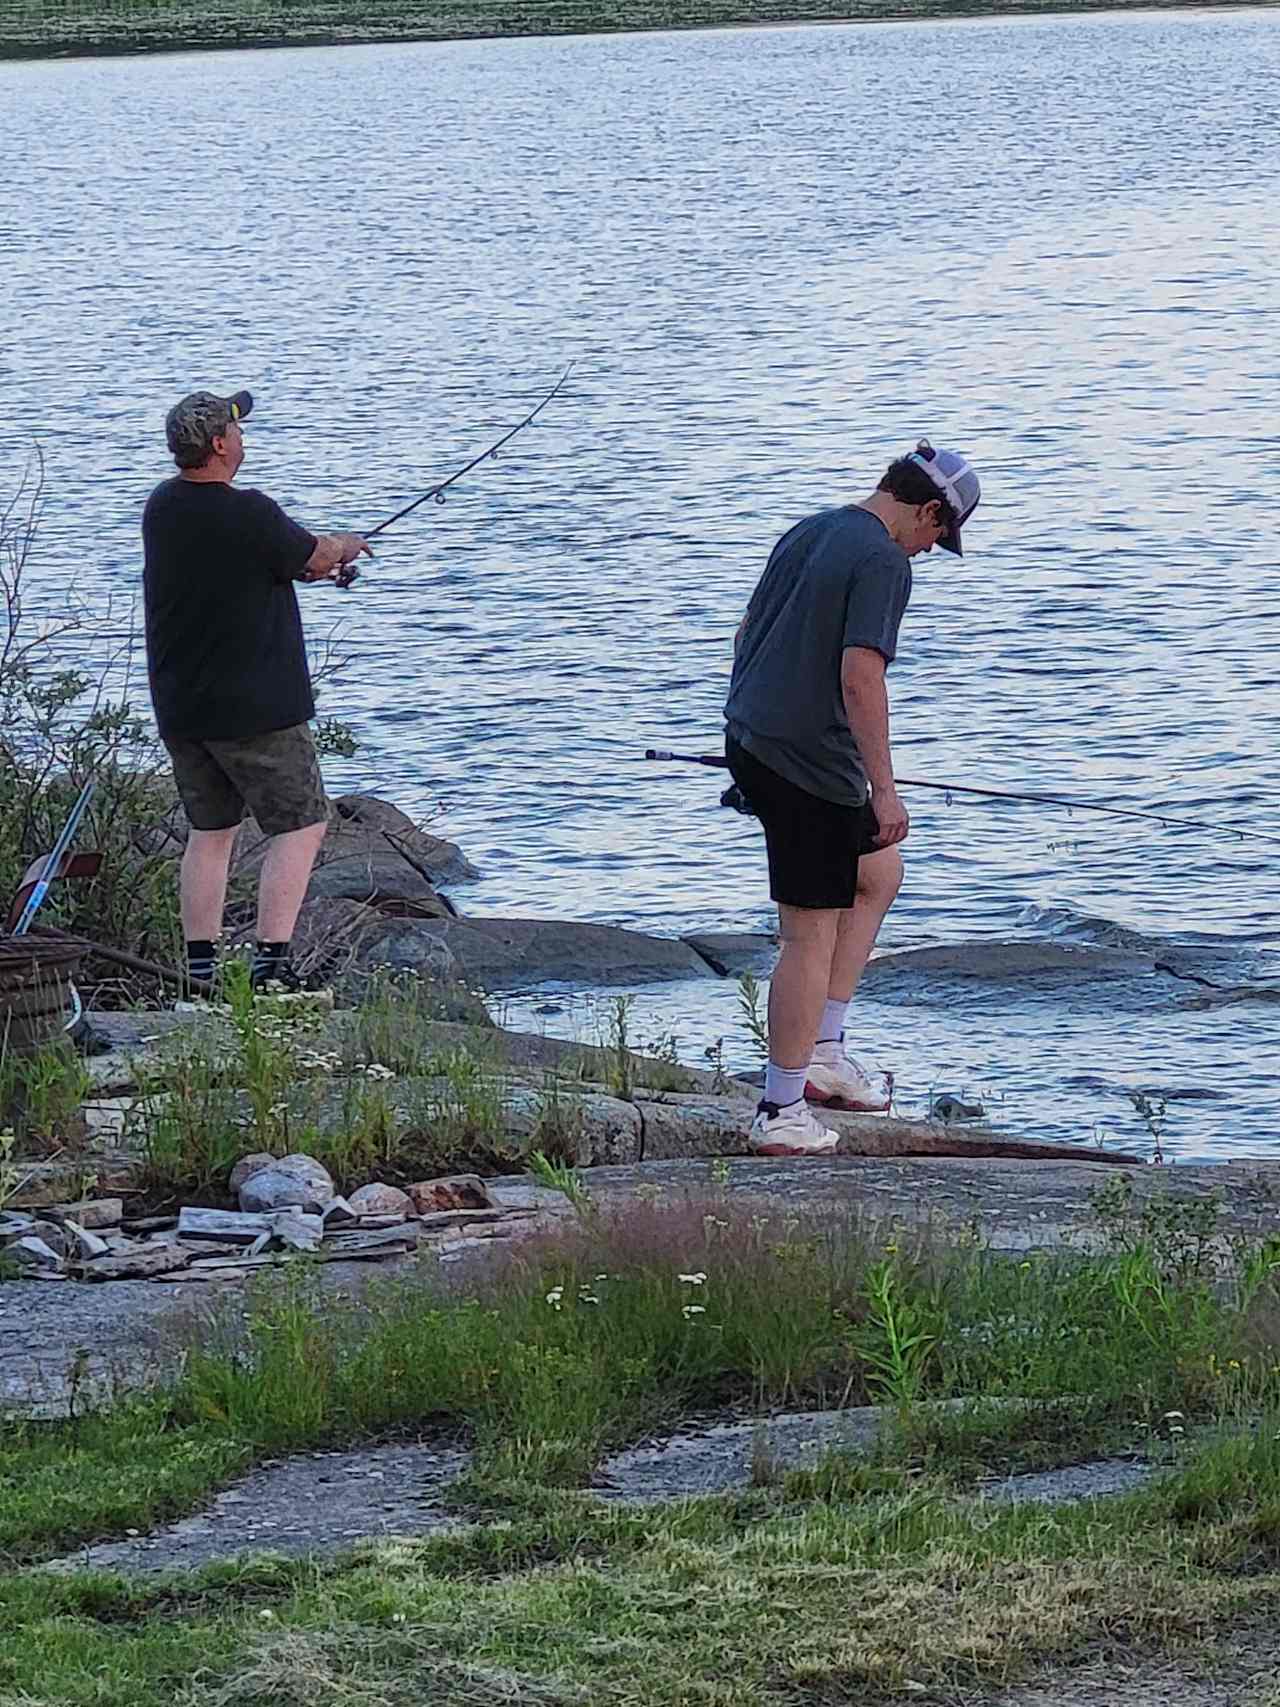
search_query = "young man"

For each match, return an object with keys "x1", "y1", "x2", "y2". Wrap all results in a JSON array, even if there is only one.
[
  {"x1": 142, "y1": 389, "x2": 371, "y2": 992},
  {"x1": 725, "y1": 440, "x2": 981, "y2": 1156}
]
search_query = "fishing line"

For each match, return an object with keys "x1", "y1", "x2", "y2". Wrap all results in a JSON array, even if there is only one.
[
  {"x1": 335, "y1": 366, "x2": 574, "y2": 587},
  {"x1": 642, "y1": 749, "x2": 1280, "y2": 849}
]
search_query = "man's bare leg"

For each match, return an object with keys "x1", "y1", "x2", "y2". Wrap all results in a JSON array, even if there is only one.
[
  {"x1": 826, "y1": 847, "x2": 904, "y2": 1004},
  {"x1": 181, "y1": 826, "x2": 240, "y2": 941},
  {"x1": 256, "y1": 819, "x2": 328, "y2": 944},
  {"x1": 767, "y1": 903, "x2": 840, "y2": 1073},
  {"x1": 805, "y1": 848, "x2": 902, "y2": 1111}
]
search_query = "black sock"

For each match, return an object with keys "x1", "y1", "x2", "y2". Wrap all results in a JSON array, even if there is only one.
[
  {"x1": 185, "y1": 939, "x2": 216, "y2": 985},
  {"x1": 252, "y1": 940, "x2": 290, "y2": 984}
]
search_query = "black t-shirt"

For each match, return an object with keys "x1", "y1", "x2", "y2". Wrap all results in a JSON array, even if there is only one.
[{"x1": 142, "y1": 478, "x2": 319, "y2": 741}]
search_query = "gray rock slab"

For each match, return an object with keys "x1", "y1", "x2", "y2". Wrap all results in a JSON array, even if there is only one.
[
  {"x1": 555, "y1": 1154, "x2": 1266, "y2": 1255},
  {"x1": 979, "y1": 1460, "x2": 1154, "y2": 1506},
  {"x1": 177, "y1": 1208, "x2": 275, "y2": 1244},
  {"x1": 77, "y1": 1244, "x2": 193, "y2": 1283},
  {"x1": 406, "y1": 917, "x2": 711, "y2": 990},
  {"x1": 596, "y1": 1409, "x2": 884, "y2": 1501},
  {"x1": 44, "y1": 1439, "x2": 471, "y2": 1576},
  {"x1": 42, "y1": 1414, "x2": 1159, "y2": 1577},
  {"x1": 8, "y1": 1153, "x2": 1276, "y2": 1418}
]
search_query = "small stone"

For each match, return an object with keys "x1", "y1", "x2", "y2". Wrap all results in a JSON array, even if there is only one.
[
  {"x1": 406, "y1": 1173, "x2": 494, "y2": 1214},
  {"x1": 10, "y1": 1236, "x2": 63, "y2": 1273},
  {"x1": 64, "y1": 1221, "x2": 111, "y2": 1260},
  {"x1": 321, "y1": 1197, "x2": 357, "y2": 1227},
  {"x1": 30, "y1": 1221, "x2": 77, "y2": 1259},
  {"x1": 43, "y1": 1198, "x2": 123, "y2": 1230},
  {"x1": 80, "y1": 1099, "x2": 136, "y2": 1141},
  {"x1": 0, "y1": 1213, "x2": 35, "y2": 1246},
  {"x1": 229, "y1": 1152, "x2": 276, "y2": 1195},
  {"x1": 239, "y1": 1154, "x2": 335, "y2": 1214},
  {"x1": 347, "y1": 1183, "x2": 412, "y2": 1218},
  {"x1": 270, "y1": 1211, "x2": 323, "y2": 1252}
]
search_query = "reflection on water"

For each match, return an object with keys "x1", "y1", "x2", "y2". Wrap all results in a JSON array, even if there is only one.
[{"x1": 4, "y1": 9, "x2": 1280, "y2": 1157}]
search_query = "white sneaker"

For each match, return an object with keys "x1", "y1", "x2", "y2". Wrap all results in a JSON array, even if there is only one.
[
  {"x1": 748, "y1": 1100, "x2": 840, "y2": 1158},
  {"x1": 805, "y1": 1040, "x2": 893, "y2": 1113}
]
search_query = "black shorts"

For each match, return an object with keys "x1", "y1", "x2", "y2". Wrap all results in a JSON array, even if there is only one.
[{"x1": 726, "y1": 736, "x2": 879, "y2": 910}]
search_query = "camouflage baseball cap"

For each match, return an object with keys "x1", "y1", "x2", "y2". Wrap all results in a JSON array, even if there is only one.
[{"x1": 165, "y1": 389, "x2": 254, "y2": 467}]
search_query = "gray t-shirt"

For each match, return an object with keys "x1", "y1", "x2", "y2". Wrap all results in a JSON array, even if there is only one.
[{"x1": 724, "y1": 505, "x2": 912, "y2": 805}]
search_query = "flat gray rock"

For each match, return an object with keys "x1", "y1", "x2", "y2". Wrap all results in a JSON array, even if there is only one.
[
  {"x1": 404, "y1": 917, "x2": 711, "y2": 990},
  {"x1": 595, "y1": 1409, "x2": 884, "y2": 1501},
  {"x1": 44, "y1": 1440, "x2": 470, "y2": 1575}
]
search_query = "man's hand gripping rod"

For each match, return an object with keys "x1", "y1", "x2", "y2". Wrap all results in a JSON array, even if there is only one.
[{"x1": 334, "y1": 366, "x2": 574, "y2": 588}]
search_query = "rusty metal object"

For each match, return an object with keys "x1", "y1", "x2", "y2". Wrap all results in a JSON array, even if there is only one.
[{"x1": 0, "y1": 931, "x2": 86, "y2": 1055}]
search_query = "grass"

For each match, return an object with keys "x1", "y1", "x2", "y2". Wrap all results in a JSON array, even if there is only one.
[
  {"x1": 6, "y1": 1435, "x2": 1280, "y2": 1702},
  {"x1": 1, "y1": 963, "x2": 707, "y2": 1209},
  {"x1": 8, "y1": 1188, "x2": 1280, "y2": 1697},
  {"x1": 3, "y1": 1187, "x2": 1277, "y2": 1558}
]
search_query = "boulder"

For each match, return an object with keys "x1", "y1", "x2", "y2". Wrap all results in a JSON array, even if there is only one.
[
  {"x1": 288, "y1": 898, "x2": 389, "y2": 985},
  {"x1": 329, "y1": 795, "x2": 478, "y2": 886},
  {"x1": 406, "y1": 1174, "x2": 495, "y2": 1214},
  {"x1": 396, "y1": 918, "x2": 710, "y2": 991},
  {"x1": 344, "y1": 918, "x2": 459, "y2": 984},
  {"x1": 229, "y1": 1152, "x2": 276, "y2": 1195},
  {"x1": 305, "y1": 855, "x2": 452, "y2": 915},
  {"x1": 347, "y1": 1182, "x2": 414, "y2": 1218},
  {"x1": 238, "y1": 1154, "x2": 335, "y2": 1213}
]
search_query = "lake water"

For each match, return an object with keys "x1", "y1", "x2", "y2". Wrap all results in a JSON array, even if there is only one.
[{"x1": 4, "y1": 8, "x2": 1280, "y2": 1160}]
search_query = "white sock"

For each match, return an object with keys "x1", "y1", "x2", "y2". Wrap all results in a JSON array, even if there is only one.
[
  {"x1": 763, "y1": 1063, "x2": 809, "y2": 1108},
  {"x1": 817, "y1": 999, "x2": 848, "y2": 1045}
]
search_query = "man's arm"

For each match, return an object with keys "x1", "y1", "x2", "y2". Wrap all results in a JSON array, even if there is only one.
[
  {"x1": 299, "y1": 532, "x2": 372, "y2": 583},
  {"x1": 841, "y1": 646, "x2": 908, "y2": 847}
]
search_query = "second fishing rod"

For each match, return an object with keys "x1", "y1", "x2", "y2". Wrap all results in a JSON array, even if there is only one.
[{"x1": 643, "y1": 749, "x2": 1280, "y2": 850}]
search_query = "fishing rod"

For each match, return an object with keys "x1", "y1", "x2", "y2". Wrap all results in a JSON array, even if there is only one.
[
  {"x1": 335, "y1": 366, "x2": 574, "y2": 588},
  {"x1": 12, "y1": 779, "x2": 95, "y2": 936},
  {"x1": 642, "y1": 749, "x2": 1280, "y2": 849}
]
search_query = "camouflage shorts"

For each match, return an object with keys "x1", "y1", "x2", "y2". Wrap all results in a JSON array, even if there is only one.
[{"x1": 164, "y1": 724, "x2": 327, "y2": 837}]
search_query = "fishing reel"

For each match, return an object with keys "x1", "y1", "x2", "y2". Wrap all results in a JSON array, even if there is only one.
[{"x1": 720, "y1": 783, "x2": 756, "y2": 817}]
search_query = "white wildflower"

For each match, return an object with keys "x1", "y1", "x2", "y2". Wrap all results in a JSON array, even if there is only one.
[
  {"x1": 682, "y1": 1305, "x2": 706, "y2": 1319},
  {"x1": 678, "y1": 1272, "x2": 707, "y2": 1286}
]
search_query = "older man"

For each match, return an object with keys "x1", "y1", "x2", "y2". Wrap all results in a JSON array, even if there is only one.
[
  {"x1": 143, "y1": 389, "x2": 370, "y2": 992},
  {"x1": 726, "y1": 440, "x2": 981, "y2": 1156}
]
